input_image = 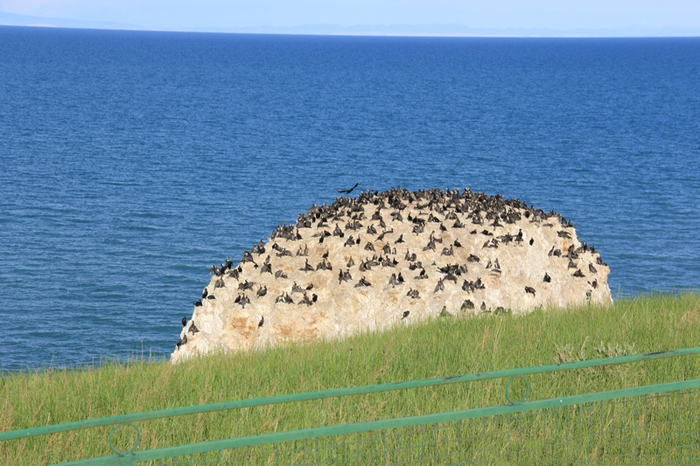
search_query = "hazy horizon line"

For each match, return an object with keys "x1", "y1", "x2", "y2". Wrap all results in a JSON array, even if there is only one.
[{"x1": 2, "y1": 10, "x2": 700, "y2": 38}]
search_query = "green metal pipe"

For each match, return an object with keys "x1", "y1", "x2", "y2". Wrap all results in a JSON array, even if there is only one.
[
  {"x1": 56, "y1": 378, "x2": 700, "y2": 465},
  {"x1": 2, "y1": 346, "x2": 698, "y2": 442}
]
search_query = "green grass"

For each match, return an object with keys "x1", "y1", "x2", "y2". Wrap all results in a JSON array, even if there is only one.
[{"x1": 1, "y1": 292, "x2": 700, "y2": 464}]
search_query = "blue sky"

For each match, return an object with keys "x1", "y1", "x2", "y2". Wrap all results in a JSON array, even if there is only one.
[{"x1": 1, "y1": 0, "x2": 700, "y2": 35}]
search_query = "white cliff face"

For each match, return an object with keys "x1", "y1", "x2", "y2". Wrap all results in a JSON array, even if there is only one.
[{"x1": 171, "y1": 188, "x2": 612, "y2": 363}]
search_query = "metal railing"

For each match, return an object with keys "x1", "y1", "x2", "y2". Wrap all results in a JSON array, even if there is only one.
[{"x1": 2, "y1": 347, "x2": 700, "y2": 465}]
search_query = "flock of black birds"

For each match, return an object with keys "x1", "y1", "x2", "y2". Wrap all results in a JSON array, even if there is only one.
[{"x1": 176, "y1": 186, "x2": 606, "y2": 350}]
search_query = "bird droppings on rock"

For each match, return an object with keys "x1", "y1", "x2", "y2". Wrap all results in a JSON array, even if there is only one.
[{"x1": 172, "y1": 187, "x2": 612, "y2": 363}]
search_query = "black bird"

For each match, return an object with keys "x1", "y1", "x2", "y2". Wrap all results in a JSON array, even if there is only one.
[
  {"x1": 339, "y1": 269, "x2": 352, "y2": 284},
  {"x1": 235, "y1": 293, "x2": 250, "y2": 308},
  {"x1": 525, "y1": 286, "x2": 536, "y2": 296},
  {"x1": 377, "y1": 228, "x2": 392, "y2": 241},
  {"x1": 486, "y1": 259, "x2": 501, "y2": 274},
  {"x1": 358, "y1": 259, "x2": 372, "y2": 272},
  {"x1": 222, "y1": 256, "x2": 233, "y2": 271},
  {"x1": 275, "y1": 292, "x2": 294, "y2": 304},
  {"x1": 355, "y1": 276, "x2": 371, "y2": 287},
  {"x1": 338, "y1": 182, "x2": 359, "y2": 194},
  {"x1": 176, "y1": 335, "x2": 187, "y2": 349},
  {"x1": 291, "y1": 282, "x2": 305, "y2": 294},
  {"x1": 300, "y1": 293, "x2": 314, "y2": 306},
  {"x1": 252, "y1": 240, "x2": 265, "y2": 255},
  {"x1": 260, "y1": 255, "x2": 272, "y2": 273},
  {"x1": 402, "y1": 310, "x2": 410, "y2": 320},
  {"x1": 316, "y1": 259, "x2": 332, "y2": 271},
  {"x1": 589, "y1": 263, "x2": 597, "y2": 274},
  {"x1": 181, "y1": 316, "x2": 187, "y2": 327},
  {"x1": 300, "y1": 259, "x2": 314, "y2": 272},
  {"x1": 258, "y1": 316, "x2": 264, "y2": 328},
  {"x1": 238, "y1": 280, "x2": 254, "y2": 291},
  {"x1": 434, "y1": 278, "x2": 445, "y2": 292},
  {"x1": 389, "y1": 273, "x2": 399, "y2": 287},
  {"x1": 543, "y1": 273, "x2": 551, "y2": 283}
]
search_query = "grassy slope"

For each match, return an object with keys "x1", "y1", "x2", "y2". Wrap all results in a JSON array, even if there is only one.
[{"x1": 1, "y1": 293, "x2": 700, "y2": 464}]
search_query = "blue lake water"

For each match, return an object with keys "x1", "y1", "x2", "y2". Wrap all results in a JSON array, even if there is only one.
[{"x1": 1, "y1": 27, "x2": 699, "y2": 372}]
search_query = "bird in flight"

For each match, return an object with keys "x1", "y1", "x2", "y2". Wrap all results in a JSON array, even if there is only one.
[{"x1": 337, "y1": 182, "x2": 359, "y2": 194}]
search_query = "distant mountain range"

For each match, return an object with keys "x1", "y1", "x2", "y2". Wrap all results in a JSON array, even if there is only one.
[
  {"x1": 206, "y1": 23, "x2": 700, "y2": 38},
  {"x1": 2, "y1": 10, "x2": 699, "y2": 37}
]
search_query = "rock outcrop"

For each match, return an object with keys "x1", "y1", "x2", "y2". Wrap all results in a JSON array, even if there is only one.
[{"x1": 171, "y1": 188, "x2": 611, "y2": 363}]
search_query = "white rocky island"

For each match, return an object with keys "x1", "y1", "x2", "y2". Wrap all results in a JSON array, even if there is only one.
[{"x1": 171, "y1": 188, "x2": 612, "y2": 363}]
